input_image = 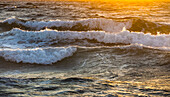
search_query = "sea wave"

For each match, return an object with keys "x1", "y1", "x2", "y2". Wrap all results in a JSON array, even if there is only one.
[
  {"x1": 1, "y1": 17, "x2": 169, "y2": 34},
  {"x1": 0, "y1": 28, "x2": 170, "y2": 49},
  {"x1": 0, "y1": 47, "x2": 77, "y2": 64},
  {"x1": 1, "y1": 17, "x2": 132, "y2": 32},
  {"x1": 0, "y1": 44, "x2": 169, "y2": 65}
]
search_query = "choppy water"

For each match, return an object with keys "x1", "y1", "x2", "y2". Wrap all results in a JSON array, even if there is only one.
[{"x1": 0, "y1": 0, "x2": 170, "y2": 96}]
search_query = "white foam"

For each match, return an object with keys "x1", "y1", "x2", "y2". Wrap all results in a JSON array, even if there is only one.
[
  {"x1": 2, "y1": 17, "x2": 132, "y2": 32},
  {"x1": 0, "y1": 28, "x2": 170, "y2": 49},
  {"x1": 0, "y1": 47, "x2": 77, "y2": 64},
  {"x1": 159, "y1": 22, "x2": 170, "y2": 25},
  {"x1": 0, "y1": 28, "x2": 60, "y2": 48}
]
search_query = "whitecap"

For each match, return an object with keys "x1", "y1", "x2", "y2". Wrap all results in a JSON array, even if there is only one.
[
  {"x1": 0, "y1": 28, "x2": 170, "y2": 49},
  {"x1": 0, "y1": 47, "x2": 77, "y2": 64}
]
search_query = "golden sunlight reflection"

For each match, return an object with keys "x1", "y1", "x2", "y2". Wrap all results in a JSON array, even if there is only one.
[
  {"x1": 54, "y1": 0, "x2": 170, "y2": 2},
  {"x1": 0, "y1": 0, "x2": 169, "y2": 96}
]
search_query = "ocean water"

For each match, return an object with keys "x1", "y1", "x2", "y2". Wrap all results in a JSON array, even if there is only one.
[{"x1": 0, "y1": 0, "x2": 170, "y2": 96}]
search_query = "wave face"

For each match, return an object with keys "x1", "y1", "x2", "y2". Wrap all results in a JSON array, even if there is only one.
[
  {"x1": 0, "y1": 18, "x2": 132, "y2": 32},
  {"x1": 0, "y1": 1, "x2": 169, "y2": 65},
  {"x1": 1, "y1": 28, "x2": 170, "y2": 48},
  {"x1": 0, "y1": 47, "x2": 77, "y2": 64},
  {"x1": 0, "y1": 1, "x2": 170, "y2": 97},
  {"x1": 1, "y1": 18, "x2": 170, "y2": 34},
  {"x1": 0, "y1": 28, "x2": 170, "y2": 64}
]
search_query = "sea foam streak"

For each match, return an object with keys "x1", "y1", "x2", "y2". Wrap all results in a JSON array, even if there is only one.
[
  {"x1": 0, "y1": 28, "x2": 170, "y2": 48},
  {"x1": 2, "y1": 17, "x2": 132, "y2": 32},
  {"x1": 2, "y1": 18, "x2": 170, "y2": 34},
  {"x1": 0, "y1": 47, "x2": 77, "y2": 64},
  {"x1": 0, "y1": 28, "x2": 170, "y2": 64}
]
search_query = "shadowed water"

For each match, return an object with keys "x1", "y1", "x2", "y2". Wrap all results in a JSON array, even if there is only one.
[{"x1": 0, "y1": 0, "x2": 170, "y2": 96}]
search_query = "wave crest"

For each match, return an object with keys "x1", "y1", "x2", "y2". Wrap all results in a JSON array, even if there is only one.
[
  {"x1": 0, "y1": 47, "x2": 77, "y2": 64},
  {"x1": 1, "y1": 17, "x2": 132, "y2": 32},
  {"x1": 0, "y1": 28, "x2": 170, "y2": 48},
  {"x1": 1, "y1": 17, "x2": 170, "y2": 34}
]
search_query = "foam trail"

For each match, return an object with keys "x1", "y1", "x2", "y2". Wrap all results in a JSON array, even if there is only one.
[
  {"x1": 2, "y1": 17, "x2": 132, "y2": 32},
  {"x1": 0, "y1": 47, "x2": 77, "y2": 64},
  {"x1": 0, "y1": 28, "x2": 170, "y2": 49}
]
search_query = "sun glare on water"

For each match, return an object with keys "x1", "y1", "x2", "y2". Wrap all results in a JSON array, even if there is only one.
[
  {"x1": 60, "y1": 0, "x2": 170, "y2": 1},
  {"x1": 45, "y1": 0, "x2": 170, "y2": 1}
]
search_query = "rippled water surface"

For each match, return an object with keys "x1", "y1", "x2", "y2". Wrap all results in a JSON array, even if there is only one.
[{"x1": 0, "y1": 0, "x2": 170, "y2": 96}]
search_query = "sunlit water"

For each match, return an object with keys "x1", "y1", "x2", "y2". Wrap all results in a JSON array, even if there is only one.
[{"x1": 0, "y1": 0, "x2": 170, "y2": 96}]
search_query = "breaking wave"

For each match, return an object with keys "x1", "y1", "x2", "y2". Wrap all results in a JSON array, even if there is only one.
[
  {"x1": 1, "y1": 17, "x2": 132, "y2": 32},
  {"x1": 0, "y1": 44, "x2": 169, "y2": 65},
  {"x1": 0, "y1": 17, "x2": 170, "y2": 34},
  {"x1": 0, "y1": 18, "x2": 170, "y2": 64},
  {"x1": 0, "y1": 47, "x2": 77, "y2": 64},
  {"x1": 0, "y1": 28, "x2": 170, "y2": 49}
]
